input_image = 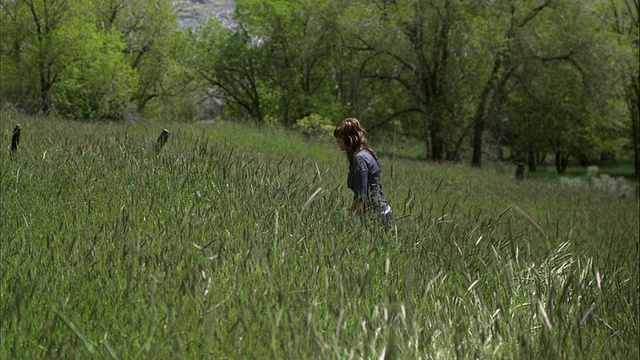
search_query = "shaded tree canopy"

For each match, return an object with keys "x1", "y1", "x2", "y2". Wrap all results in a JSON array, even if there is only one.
[{"x1": 1, "y1": 0, "x2": 636, "y2": 172}]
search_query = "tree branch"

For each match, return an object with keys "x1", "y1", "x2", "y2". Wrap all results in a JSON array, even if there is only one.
[
  {"x1": 536, "y1": 51, "x2": 585, "y2": 77},
  {"x1": 518, "y1": 0, "x2": 553, "y2": 28},
  {"x1": 369, "y1": 107, "x2": 425, "y2": 130}
]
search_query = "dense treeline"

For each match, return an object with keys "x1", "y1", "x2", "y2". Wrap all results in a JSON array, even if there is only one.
[{"x1": 1, "y1": 0, "x2": 638, "y2": 173}]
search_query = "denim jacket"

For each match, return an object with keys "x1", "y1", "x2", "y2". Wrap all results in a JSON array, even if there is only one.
[{"x1": 347, "y1": 150, "x2": 390, "y2": 211}]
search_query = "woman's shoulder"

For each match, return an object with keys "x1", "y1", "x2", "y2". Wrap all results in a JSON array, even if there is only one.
[
  {"x1": 354, "y1": 150, "x2": 377, "y2": 165},
  {"x1": 354, "y1": 149, "x2": 372, "y2": 159}
]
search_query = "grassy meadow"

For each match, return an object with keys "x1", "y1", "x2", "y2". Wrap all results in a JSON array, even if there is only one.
[{"x1": 1, "y1": 115, "x2": 638, "y2": 359}]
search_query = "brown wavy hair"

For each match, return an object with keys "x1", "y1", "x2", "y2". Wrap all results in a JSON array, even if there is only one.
[{"x1": 334, "y1": 118, "x2": 379, "y2": 164}]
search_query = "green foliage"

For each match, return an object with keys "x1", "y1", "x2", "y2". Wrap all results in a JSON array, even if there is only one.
[
  {"x1": 488, "y1": 0, "x2": 633, "y2": 169},
  {"x1": 1, "y1": 116, "x2": 637, "y2": 358},
  {"x1": 293, "y1": 113, "x2": 334, "y2": 138},
  {"x1": 0, "y1": 0, "x2": 89, "y2": 114},
  {"x1": 601, "y1": 0, "x2": 639, "y2": 175},
  {"x1": 0, "y1": 0, "x2": 182, "y2": 120},
  {"x1": 1, "y1": 0, "x2": 635, "y2": 167},
  {"x1": 109, "y1": 0, "x2": 181, "y2": 113},
  {"x1": 190, "y1": 0, "x2": 347, "y2": 124},
  {"x1": 138, "y1": 28, "x2": 204, "y2": 122},
  {"x1": 189, "y1": 18, "x2": 268, "y2": 122},
  {"x1": 54, "y1": 25, "x2": 136, "y2": 119}
]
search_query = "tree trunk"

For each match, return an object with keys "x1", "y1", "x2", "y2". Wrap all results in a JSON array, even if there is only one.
[
  {"x1": 427, "y1": 116, "x2": 445, "y2": 161},
  {"x1": 425, "y1": 118, "x2": 432, "y2": 161},
  {"x1": 633, "y1": 106, "x2": 639, "y2": 176},
  {"x1": 471, "y1": 122, "x2": 484, "y2": 167},
  {"x1": 40, "y1": 80, "x2": 52, "y2": 115},
  {"x1": 630, "y1": 76, "x2": 639, "y2": 176},
  {"x1": 528, "y1": 147, "x2": 536, "y2": 172},
  {"x1": 471, "y1": 58, "x2": 500, "y2": 167},
  {"x1": 555, "y1": 152, "x2": 569, "y2": 174},
  {"x1": 432, "y1": 135, "x2": 445, "y2": 162},
  {"x1": 429, "y1": 114, "x2": 445, "y2": 162},
  {"x1": 471, "y1": 84, "x2": 491, "y2": 167}
]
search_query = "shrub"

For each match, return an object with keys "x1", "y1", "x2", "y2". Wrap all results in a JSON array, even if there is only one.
[{"x1": 294, "y1": 113, "x2": 334, "y2": 138}]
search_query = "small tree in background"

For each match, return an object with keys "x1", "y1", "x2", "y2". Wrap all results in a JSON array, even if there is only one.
[{"x1": 294, "y1": 113, "x2": 334, "y2": 138}]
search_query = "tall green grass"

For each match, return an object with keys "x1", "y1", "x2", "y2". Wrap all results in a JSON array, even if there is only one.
[{"x1": 1, "y1": 115, "x2": 638, "y2": 359}]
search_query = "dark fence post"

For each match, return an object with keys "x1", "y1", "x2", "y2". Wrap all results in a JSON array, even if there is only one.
[
  {"x1": 11, "y1": 124, "x2": 21, "y2": 155},
  {"x1": 515, "y1": 163, "x2": 525, "y2": 180},
  {"x1": 155, "y1": 129, "x2": 170, "y2": 153}
]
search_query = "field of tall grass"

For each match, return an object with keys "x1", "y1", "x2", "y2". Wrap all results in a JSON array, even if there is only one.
[{"x1": 1, "y1": 115, "x2": 638, "y2": 359}]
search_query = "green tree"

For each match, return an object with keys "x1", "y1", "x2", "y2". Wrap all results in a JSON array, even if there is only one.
[
  {"x1": 234, "y1": 0, "x2": 343, "y2": 124},
  {"x1": 468, "y1": 0, "x2": 557, "y2": 167},
  {"x1": 190, "y1": 0, "x2": 347, "y2": 124},
  {"x1": 1, "y1": 0, "x2": 85, "y2": 114},
  {"x1": 508, "y1": 61, "x2": 597, "y2": 173},
  {"x1": 340, "y1": 0, "x2": 461, "y2": 160},
  {"x1": 501, "y1": 0, "x2": 631, "y2": 172},
  {"x1": 604, "y1": 0, "x2": 639, "y2": 175},
  {"x1": 190, "y1": 19, "x2": 267, "y2": 122},
  {"x1": 54, "y1": 22, "x2": 136, "y2": 119},
  {"x1": 1, "y1": 0, "x2": 181, "y2": 120},
  {"x1": 93, "y1": 0, "x2": 181, "y2": 115}
]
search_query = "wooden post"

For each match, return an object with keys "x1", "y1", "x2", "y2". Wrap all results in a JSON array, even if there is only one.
[
  {"x1": 11, "y1": 124, "x2": 21, "y2": 154},
  {"x1": 155, "y1": 129, "x2": 169, "y2": 153},
  {"x1": 515, "y1": 163, "x2": 525, "y2": 180}
]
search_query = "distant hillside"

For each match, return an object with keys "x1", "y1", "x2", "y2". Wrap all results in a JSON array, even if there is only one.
[{"x1": 174, "y1": 0, "x2": 236, "y2": 30}]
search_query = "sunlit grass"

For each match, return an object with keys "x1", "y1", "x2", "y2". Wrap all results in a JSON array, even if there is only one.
[{"x1": 1, "y1": 114, "x2": 638, "y2": 358}]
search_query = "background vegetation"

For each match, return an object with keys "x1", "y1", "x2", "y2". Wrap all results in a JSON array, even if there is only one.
[
  {"x1": 1, "y1": 0, "x2": 638, "y2": 175},
  {"x1": 1, "y1": 115, "x2": 638, "y2": 358}
]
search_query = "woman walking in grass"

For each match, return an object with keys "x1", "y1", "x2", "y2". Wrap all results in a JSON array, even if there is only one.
[{"x1": 334, "y1": 118, "x2": 393, "y2": 231}]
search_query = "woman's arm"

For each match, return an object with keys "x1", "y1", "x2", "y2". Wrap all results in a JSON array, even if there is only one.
[{"x1": 350, "y1": 155, "x2": 369, "y2": 214}]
